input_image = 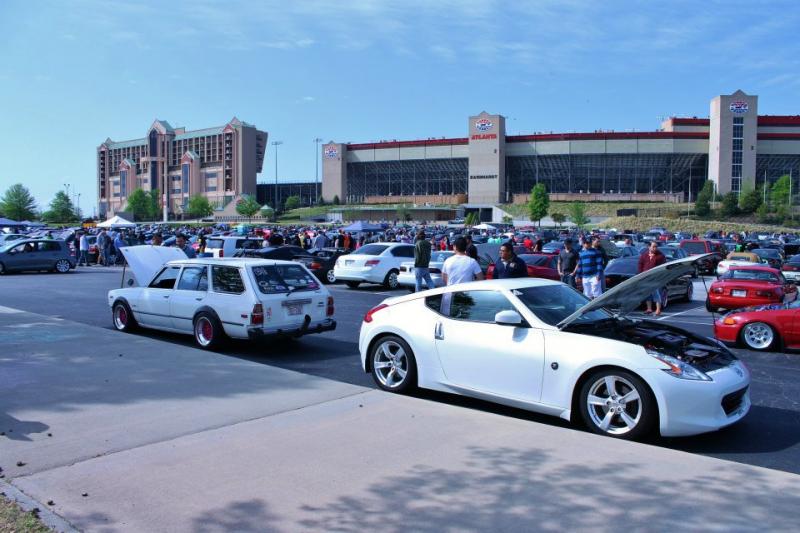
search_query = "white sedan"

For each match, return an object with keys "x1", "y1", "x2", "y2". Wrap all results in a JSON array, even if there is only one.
[
  {"x1": 359, "y1": 254, "x2": 751, "y2": 440},
  {"x1": 109, "y1": 246, "x2": 335, "y2": 349},
  {"x1": 397, "y1": 251, "x2": 455, "y2": 291},
  {"x1": 333, "y1": 242, "x2": 415, "y2": 289}
]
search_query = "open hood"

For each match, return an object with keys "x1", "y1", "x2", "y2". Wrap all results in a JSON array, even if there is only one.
[
  {"x1": 557, "y1": 254, "x2": 709, "y2": 329},
  {"x1": 119, "y1": 245, "x2": 187, "y2": 287}
]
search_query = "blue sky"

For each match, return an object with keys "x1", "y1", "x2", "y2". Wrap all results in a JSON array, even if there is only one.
[{"x1": 1, "y1": 0, "x2": 799, "y2": 213}]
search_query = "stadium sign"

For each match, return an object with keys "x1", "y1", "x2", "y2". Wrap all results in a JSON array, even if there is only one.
[
  {"x1": 730, "y1": 101, "x2": 749, "y2": 114},
  {"x1": 324, "y1": 146, "x2": 338, "y2": 158},
  {"x1": 475, "y1": 118, "x2": 493, "y2": 132}
]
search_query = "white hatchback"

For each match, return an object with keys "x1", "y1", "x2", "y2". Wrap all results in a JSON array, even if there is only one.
[
  {"x1": 333, "y1": 242, "x2": 415, "y2": 289},
  {"x1": 108, "y1": 246, "x2": 335, "y2": 349}
]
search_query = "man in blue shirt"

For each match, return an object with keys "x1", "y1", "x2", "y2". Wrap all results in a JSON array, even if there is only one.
[
  {"x1": 176, "y1": 234, "x2": 197, "y2": 258},
  {"x1": 577, "y1": 240, "x2": 604, "y2": 299}
]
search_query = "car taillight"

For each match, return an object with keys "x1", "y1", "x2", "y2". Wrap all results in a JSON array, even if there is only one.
[
  {"x1": 363, "y1": 303, "x2": 388, "y2": 323},
  {"x1": 219, "y1": 249, "x2": 224, "y2": 258},
  {"x1": 251, "y1": 303, "x2": 264, "y2": 325},
  {"x1": 486, "y1": 265, "x2": 495, "y2": 280},
  {"x1": 365, "y1": 259, "x2": 380, "y2": 267},
  {"x1": 755, "y1": 290, "x2": 776, "y2": 299},
  {"x1": 326, "y1": 296, "x2": 334, "y2": 317},
  {"x1": 310, "y1": 262, "x2": 322, "y2": 270},
  {"x1": 712, "y1": 287, "x2": 724, "y2": 293},
  {"x1": 782, "y1": 264, "x2": 798, "y2": 271}
]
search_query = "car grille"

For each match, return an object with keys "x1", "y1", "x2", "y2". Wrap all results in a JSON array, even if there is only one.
[{"x1": 721, "y1": 386, "x2": 748, "y2": 416}]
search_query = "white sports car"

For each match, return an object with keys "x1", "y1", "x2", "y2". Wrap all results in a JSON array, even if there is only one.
[
  {"x1": 359, "y1": 254, "x2": 751, "y2": 439},
  {"x1": 109, "y1": 246, "x2": 336, "y2": 349}
]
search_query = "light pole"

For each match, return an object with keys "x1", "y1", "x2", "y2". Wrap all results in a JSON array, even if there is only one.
[
  {"x1": 313, "y1": 137, "x2": 322, "y2": 204},
  {"x1": 77, "y1": 193, "x2": 82, "y2": 219},
  {"x1": 272, "y1": 141, "x2": 283, "y2": 216}
]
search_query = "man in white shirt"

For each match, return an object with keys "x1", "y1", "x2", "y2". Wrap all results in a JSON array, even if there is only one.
[
  {"x1": 78, "y1": 232, "x2": 90, "y2": 266},
  {"x1": 442, "y1": 237, "x2": 484, "y2": 285}
]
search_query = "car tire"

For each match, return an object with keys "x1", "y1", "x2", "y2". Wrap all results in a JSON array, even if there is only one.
[
  {"x1": 345, "y1": 281, "x2": 361, "y2": 289},
  {"x1": 579, "y1": 369, "x2": 656, "y2": 440},
  {"x1": 683, "y1": 282, "x2": 694, "y2": 302},
  {"x1": 112, "y1": 301, "x2": 138, "y2": 333},
  {"x1": 55, "y1": 259, "x2": 71, "y2": 273},
  {"x1": 370, "y1": 335, "x2": 417, "y2": 393},
  {"x1": 705, "y1": 298, "x2": 716, "y2": 313},
  {"x1": 325, "y1": 269, "x2": 336, "y2": 284},
  {"x1": 0, "y1": 262, "x2": 5, "y2": 275},
  {"x1": 193, "y1": 312, "x2": 225, "y2": 350},
  {"x1": 660, "y1": 292, "x2": 669, "y2": 310},
  {"x1": 383, "y1": 269, "x2": 400, "y2": 290},
  {"x1": 740, "y1": 322, "x2": 777, "y2": 351}
]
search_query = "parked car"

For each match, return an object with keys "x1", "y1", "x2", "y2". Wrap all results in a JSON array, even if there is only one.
[
  {"x1": 359, "y1": 254, "x2": 750, "y2": 440},
  {"x1": 679, "y1": 239, "x2": 726, "y2": 274},
  {"x1": 305, "y1": 247, "x2": 352, "y2": 284},
  {"x1": 715, "y1": 299, "x2": 800, "y2": 351},
  {"x1": 601, "y1": 256, "x2": 693, "y2": 309},
  {"x1": 780, "y1": 254, "x2": 800, "y2": 282},
  {"x1": 716, "y1": 252, "x2": 764, "y2": 276},
  {"x1": 204, "y1": 236, "x2": 263, "y2": 258},
  {"x1": 108, "y1": 246, "x2": 336, "y2": 349},
  {"x1": 0, "y1": 233, "x2": 27, "y2": 245},
  {"x1": 753, "y1": 248, "x2": 784, "y2": 269},
  {"x1": 486, "y1": 253, "x2": 560, "y2": 281},
  {"x1": 397, "y1": 251, "x2": 455, "y2": 291},
  {"x1": 333, "y1": 242, "x2": 415, "y2": 289},
  {"x1": 706, "y1": 266, "x2": 797, "y2": 312},
  {"x1": 0, "y1": 239, "x2": 76, "y2": 274}
]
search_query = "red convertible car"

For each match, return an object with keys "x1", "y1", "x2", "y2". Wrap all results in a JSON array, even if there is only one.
[
  {"x1": 486, "y1": 254, "x2": 560, "y2": 280},
  {"x1": 705, "y1": 266, "x2": 797, "y2": 312},
  {"x1": 714, "y1": 300, "x2": 800, "y2": 351}
]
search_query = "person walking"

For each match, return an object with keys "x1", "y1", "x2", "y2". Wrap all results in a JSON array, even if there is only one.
[
  {"x1": 96, "y1": 230, "x2": 108, "y2": 266},
  {"x1": 78, "y1": 231, "x2": 89, "y2": 266},
  {"x1": 442, "y1": 237, "x2": 484, "y2": 286},
  {"x1": 577, "y1": 239, "x2": 604, "y2": 299},
  {"x1": 464, "y1": 234, "x2": 478, "y2": 261},
  {"x1": 557, "y1": 238, "x2": 580, "y2": 288},
  {"x1": 413, "y1": 230, "x2": 435, "y2": 292},
  {"x1": 638, "y1": 240, "x2": 667, "y2": 315},
  {"x1": 493, "y1": 241, "x2": 528, "y2": 278},
  {"x1": 592, "y1": 237, "x2": 610, "y2": 292}
]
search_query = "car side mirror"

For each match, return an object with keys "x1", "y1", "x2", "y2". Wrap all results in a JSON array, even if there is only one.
[{"x1": 495, "y1": 310, "x2": 523, "y2": 326}]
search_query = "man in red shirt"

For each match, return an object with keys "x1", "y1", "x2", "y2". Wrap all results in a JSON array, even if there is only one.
[{"x1": 638, "y1": 241, "x2": 667, "y2": 315}]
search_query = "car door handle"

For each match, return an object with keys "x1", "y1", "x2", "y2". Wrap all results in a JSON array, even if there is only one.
[
  {"x1": 434, "y1": 322, "x2": 444, "y2": 340},
  {"x1": 195, "y1": 297, "x2": 204, "y2": 301},
  {"x1": 163, "y1": 295, "x2": 170, "y2": 299}
]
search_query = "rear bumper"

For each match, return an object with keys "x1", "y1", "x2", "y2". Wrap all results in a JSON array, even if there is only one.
[
  {"x1": 710, "y1": 295, "x2": 778, "y2": 309},
  {"x1": 247, "y1": 318, "x2": 336, "y2": 339},
  {"x1": 333, "y1": 266, "x2": 384, "y2": 283}
]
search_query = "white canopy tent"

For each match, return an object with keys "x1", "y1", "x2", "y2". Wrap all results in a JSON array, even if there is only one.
[
  {"x1": 97, "y1": 215, "x2": 136, "y2": 228},
  {"x1": 473, "y1": 223, "x2": 496, "y2": 231}
]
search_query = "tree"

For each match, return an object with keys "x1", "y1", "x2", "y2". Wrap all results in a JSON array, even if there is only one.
[
  {"x1": 42, "y1": 191, "x2": 79, "y2": 223},
  {"x1": 147, "y1": 189, "x2": 161, "y2": 220},
  {"x1": 332, "y1": 195, "x2": 340, "y2": 205},
  {"x1": 0, "y1": 183, "x2": 37, "y2": 221},
  {"x1": 186, "y1": 195, "x2": 214, "y2": 219},
  {"x1": 771, "y1": 174, "x2": 791, "y2": 219},
  {"x1": 126, "y1": 188, "x2": 150, "y2": 221},
  {"x1": 720, "y1": 191, "x2": 739, "y2": 218},
  {"x1": 464, "y1": 211, "x2": 479, "y2": 226},
  {"x1": 739, "y1": 182, "x2": 762, "y2": 214},
  {"x1": 551, "y1": 212, "x2": 566, "y2": 227},
  {"x1": 396, "y1": 204, "x2": 411, "y2": 222},
  {"x1": 527, "y1": 183, "x2": 549, "y2": 228},
  {"x1": 694, "y1": 180, "x2": 714, "y2": 217},
  {"x1": 284, "y1": 195, "x2": 301, "y2": 211},
  {"x1": 236, "y1": 194, "x2": 261, "y2": 222},
  {"x1": 568, "y1": 202, "x2": 588, "y2": 228},
  {"x1": 501, "y1": 215, "x2": 513, "y2": 224}
]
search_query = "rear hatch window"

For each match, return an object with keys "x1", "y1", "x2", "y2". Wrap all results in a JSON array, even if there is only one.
[
  {"x1": 250, "y1": 264, "x2": 320, "y2": 294},
  {"x1": 682, "y1": 242, "x2": 707, "y2": 255},
  {"x1": 353, "y1": 244, "x2": 389, "y2": 256},
  {"x1": 206, "y1": 239, "x2": 224, "y2": 249}
]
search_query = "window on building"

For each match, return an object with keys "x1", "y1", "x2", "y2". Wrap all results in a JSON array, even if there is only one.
[
  {"x1": 182, "y1": 163, "x2": 190, "y2": 194},
  {"x1": 120, "y1": 170, "x2": 127, "y2": 194},
  {"x1": 733, "y1": 117, "x2": 744, "y2": 125}
]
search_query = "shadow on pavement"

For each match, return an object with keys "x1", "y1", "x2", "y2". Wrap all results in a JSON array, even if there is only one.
[{"x1": 0, "y1": 412, "x2": 49, "y2": 442}]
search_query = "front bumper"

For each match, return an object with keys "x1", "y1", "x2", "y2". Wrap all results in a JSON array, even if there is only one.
[
  {"x1": 641, "y1": 360, "x2": 751, "y2": 437},
  {"x1": 714, "y1": 320, "x2": 741, "y2": 345},
  {"x1": 247, "y1": 318, "x2": 336, "y2": 339}
]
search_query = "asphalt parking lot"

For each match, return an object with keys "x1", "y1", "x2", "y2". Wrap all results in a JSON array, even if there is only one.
[{"x1": 1, "y1": 267, "x2": 799, "y2": 475}]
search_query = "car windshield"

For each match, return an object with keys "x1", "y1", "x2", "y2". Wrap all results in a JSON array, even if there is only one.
[
  {"x1": 605, "y1": 258, "x2": 638, "y2": 276},
  {"x1": 682, "y1": 242, "x2": 707, "y2": 254},
  {"x1": 354, "y1": 244, "x2": 390, "y2": 256},
  {"x1": 754, "y1": 249, "x2": 780, "y2": 258},
  {"x1": 250, "y1": 264, "x2": 320, "y2": 294},
  {"x1": 512, "y1": 285, "x2": 611, "y2": 326},
  {"x1": 723, "y1": 270, "x2": 780, "y2": 282}
]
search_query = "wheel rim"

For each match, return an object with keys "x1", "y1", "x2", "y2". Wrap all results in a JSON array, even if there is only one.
[
  {"x1": 586, "y1": 375, "x2": 642, "y2": 435},
  {"x1": 56, "y1": 260, "x2": 70, "y2": 273},
  {"x1": 743, "y1": 322, "x2": 773, "y2": 349},
  {"x1": 373, "y1": 340, "x2": 408, "y2": 388},
  {"x1": 195, "y1": 317, "x2": 214, "y2": 346},
  {"x1": 388, "y1": 272, "x2": 398, "y2": 289},
  {"x1": 114, "y1": 305, "x2": 128, "y2": 329},
  {"x1": 326, "y1": 269, "x2": 336, "y2": 283}
]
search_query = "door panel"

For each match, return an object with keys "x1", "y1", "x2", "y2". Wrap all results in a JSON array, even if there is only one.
[{"x1": 170, "y1": 266, "x2": 209, "y2": 332}]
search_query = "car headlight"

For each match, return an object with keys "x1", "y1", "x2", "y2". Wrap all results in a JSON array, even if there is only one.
[{"x1": 646, "y1": 349, "x2": 712, "y2": 381}]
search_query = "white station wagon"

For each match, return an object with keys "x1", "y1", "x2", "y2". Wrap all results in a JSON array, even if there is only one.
[{"x1": 108, "y1": 246, "x2": 336, "y2": 349}]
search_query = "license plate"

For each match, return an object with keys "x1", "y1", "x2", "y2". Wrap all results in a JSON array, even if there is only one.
[
  {"x1": 287, "y1": 304, "x2": 302, "y2": 315},
  {"x1": 345, "y1": 260, "x2": 353, "y2": 266},
  {"x1": 732, "y1": 289, "x2": 747, "y2": 297}
]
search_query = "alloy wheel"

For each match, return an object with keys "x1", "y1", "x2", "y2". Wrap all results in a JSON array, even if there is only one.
[
  {"x1": 372, "y1": 340, "x2": 409, "y2": 389},
  {"x1": 55, "y1": 259, "x2": 70, "y2": 273},
  {"x1": 585, "y1": 375, "x2": 642, "y2": 436},
  {"x1": 742, "y1": 322, "x2": 774, "y2": 350},
  {"x1": 195, "y1": 317, "x2": 214, "y2": 347},
  {"x1": 326, "y1": 269, "x2": 336, "y2": 283},
  {"x1": 386, "y1": 271, "x2": 399, "y2": 289}
]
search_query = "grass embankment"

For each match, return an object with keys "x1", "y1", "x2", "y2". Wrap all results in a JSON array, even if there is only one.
[
  {"x1": 0, "y1": 496, "x2": 51, "y2": 532},
  {"x1": 599, "y1": 216, "x2": 798, "y2": 234},
  {"x1": 501, "y1": 202, "x2": 691, "y2": 219}
]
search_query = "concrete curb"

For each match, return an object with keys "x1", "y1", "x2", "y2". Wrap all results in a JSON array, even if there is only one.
[{"x1": 1, "y1": 479, "x2": 79, "y2": 533}]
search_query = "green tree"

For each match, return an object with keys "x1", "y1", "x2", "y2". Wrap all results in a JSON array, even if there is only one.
[
  {"x1": 771, "y1": 174, "x2": 791, "y2": 219},
  {"x1": 42, "y1": 191, "x2": 79, "y2": 223},
  {"x1": 464, "y1": 211, "x2": 478, "y2": 226},
  {"x1": 186, "y1": 195, "x2": 214, "y2": 219},
  {"x1": 0, "y1": 183, "x2": 37, "y2": 221},
  {"x1": 332, "y1": 195, "x2": 340, "y2": 205},
  {"x1": 568, "y1": 202, "x2": 588, "y2": 228},
  {"x1": 284, "y1": 195, "x2": 301, "y2": 211},
  {"x1": 147, "y1": 189, "x2": 161, "y2": 220},
  {"x1": 551, "y1": 212, "x2": 566, "y2": 227},
  {"x1": 527, "y1": 183, "x2": 550, "y2": 228},
  {"x1": 396, "y1": 204, "x2": 411, "y2": 222},
  {"x1": 694, "y1": 180, "x2": 714, "y2": 217},
  {"x1": 738, "y1": 182, "x2": 762, "y2": 214},
  {"x1": 501, "y1": 215, "x2": 513, "y2": 224},
  {"x1": 126, "y1": 188, "x2": 150, "y2": 221},
  {"x1": 236, "y1": 194, "x2": 261, "y2": 222},
  {"x1": 720, "y1": 191, "x2": 739, "y2": 218}
]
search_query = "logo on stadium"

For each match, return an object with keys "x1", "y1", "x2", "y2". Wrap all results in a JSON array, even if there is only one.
[
  {"x1": 324, "y1": 146, "x2": 338, "y2": 158},
  {"x1": 475, "y1": 118, "x2": 493, "y2": 132},
  {"x1": 730, "y1": 101, "x2": 749, "y2": 114}
]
